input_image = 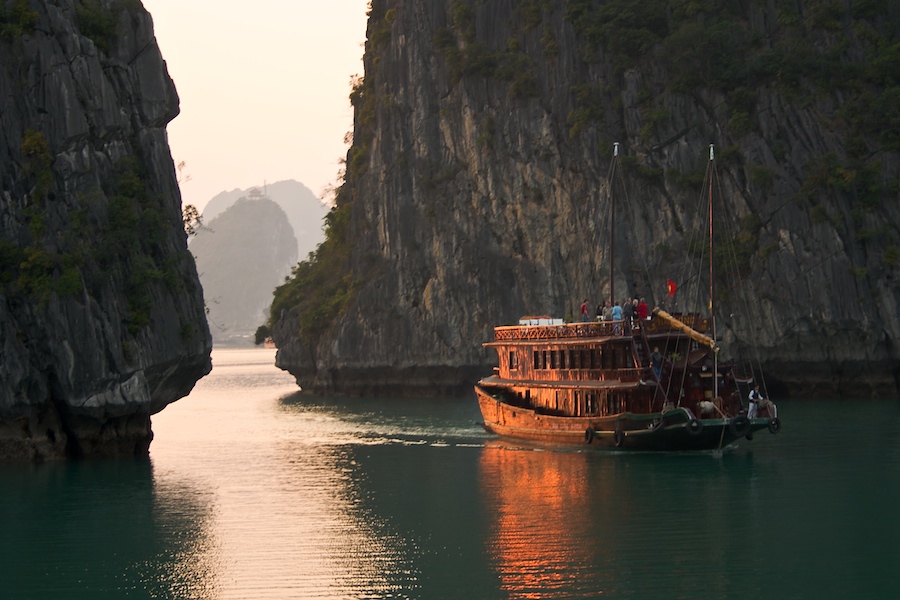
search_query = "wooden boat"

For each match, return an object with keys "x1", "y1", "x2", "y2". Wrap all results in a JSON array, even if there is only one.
[{"x1": 475, "y1": 145, "x2": 780, "y2": 451}]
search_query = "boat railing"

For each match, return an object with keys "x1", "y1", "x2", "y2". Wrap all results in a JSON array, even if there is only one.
[
  {"x1": 494, "y1": 320, "x2": 625, "y2": 341},
  {"x1": 616, "y1": 368, "x2": 643, "y2": 383}
]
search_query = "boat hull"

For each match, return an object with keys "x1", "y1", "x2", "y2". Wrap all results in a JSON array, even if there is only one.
[{"x1": 476, "y1": 384, "x2": 776, "y2": 451}]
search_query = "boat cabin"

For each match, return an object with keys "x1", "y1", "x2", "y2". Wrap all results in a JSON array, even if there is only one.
[{"x1": 484, "y1": 320, "x2": 654, "y2": 417}]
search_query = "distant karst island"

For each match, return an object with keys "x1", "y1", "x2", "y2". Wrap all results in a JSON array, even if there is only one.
[{"x1": 190, "y1": 182, "x2": 328, "y2": 346}]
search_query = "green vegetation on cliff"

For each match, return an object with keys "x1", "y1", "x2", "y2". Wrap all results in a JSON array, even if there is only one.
[
  {"x1": 0, "y1": 0, "x2": 38, "y2": 40},
  {"x1": 1, "y1": 127, "x2": 189, "y2": 333},
  {"x1": 74, "y1": 0, "x2": 142, "y2": 53},
  {"x1": 565, "y1": 0, "x2": 899, "y2": 152},
  {"x1": 270, "y1": 202, "x2": 358, "y2": 339},
  {"x1": 268, "y1": 2, "x2": 403, "y2": 343},
  {"x1": 434, "y1": 1, "x2": 539, "y2": 97}
]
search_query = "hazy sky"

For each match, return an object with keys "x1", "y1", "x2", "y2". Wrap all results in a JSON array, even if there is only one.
[{"x1": 141, "y1": 1, "x2": 369, "y2": 213}]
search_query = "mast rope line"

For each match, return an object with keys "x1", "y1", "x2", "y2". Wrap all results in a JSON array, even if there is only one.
[
  {"x1": 610, "y1": 146, "x2": 685, "y2": 407},
  {"x1": 706, "y1": 151, "x2": 769, "y2": 399}
]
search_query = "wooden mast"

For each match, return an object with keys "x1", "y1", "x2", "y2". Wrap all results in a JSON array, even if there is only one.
[
  {"x1": 708, "y1": 144, "x2": 718, "y2": 399},
  {"x1": 609, "y1": 142, "x2": 618, "y2": 306}
]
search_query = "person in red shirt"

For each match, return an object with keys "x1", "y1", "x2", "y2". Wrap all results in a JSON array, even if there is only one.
[
  {"x1": 637, "y1": 297, "x2": 649, "y2": 320},
  {"x1": 580, "y1": 299, "x2": 589, "y2": 322}
]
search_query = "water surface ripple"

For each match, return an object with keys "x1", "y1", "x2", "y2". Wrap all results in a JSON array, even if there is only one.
[{"x1": 1, "y1": 349, "x2": 899, "y2": 599}]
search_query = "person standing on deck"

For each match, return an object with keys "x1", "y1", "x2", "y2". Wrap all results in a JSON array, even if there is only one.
[
  {"x1": 748, "y1": 384, "x2": 764, "y2": 418},
  {"x1": 623, "y1": 297, "x2": 634, "y2": 333},
  {"x1": 637, "y1": 297, "x2": 649, "y2": 320},
  {"x1": 602, "y1": 300, "x2": 613, "y2": 321},
  {"x1": 650, "y1": 346, "x2": 663, "y2": 380},
  {"x1": 611, "y1": 301, "x2": 624, "y2": 335},
  {"x1": 580, "y1": 299, "x2": 589, "y2": 322}
]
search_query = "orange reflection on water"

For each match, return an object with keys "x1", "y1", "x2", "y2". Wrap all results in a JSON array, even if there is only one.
[{"x1": 479, "y1": 443, "x2": 610, "y2": 598}]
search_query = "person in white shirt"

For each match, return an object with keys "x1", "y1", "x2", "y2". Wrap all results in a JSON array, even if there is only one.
[{"x1": 748, "y1": 384, "x2": 764, "y2": 419}]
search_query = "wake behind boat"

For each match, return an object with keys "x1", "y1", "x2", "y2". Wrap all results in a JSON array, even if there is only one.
[{"x1": 475, "y1": 145, "x2": 780, "y2": 451}]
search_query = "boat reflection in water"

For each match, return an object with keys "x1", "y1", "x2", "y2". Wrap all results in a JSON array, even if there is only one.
[
  {"x1": 478, "y1": 440, "x2": 761, "y2": 599},
  {"x1": 479, "y1": 442, "x2": 609, "y2": 598}
]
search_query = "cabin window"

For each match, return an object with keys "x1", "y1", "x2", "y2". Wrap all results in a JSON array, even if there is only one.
[
  {"x1": 569, "y1": 350, "x2": 577, "y2": 369},
  {"x1": 560, "y1": 351, "x2": 566, "y2": 369},
  {"x1": 550, "y1": 351, "x2": 559, "y2": 369},
  {"x1": 542, "y1": 351, "x2": 549, "y2": 369},
  {"x1": 533, "y1": 351, "x2": 540, "y2": 369},
  {"x1": 509, "y1": 351, "x2": 517, "y2": 370}
]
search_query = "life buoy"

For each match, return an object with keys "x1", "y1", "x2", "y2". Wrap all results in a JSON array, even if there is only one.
[
  {"x1": 768, "y1": 418, "x2": 781, "y2": 434},
  {"x1": 613, "y1": 429, "x2": 625, "y2": 447},
  {"x1": 584, "y1": 427, "x2": 594, "y2": 444},
  {"x1": 687, "y1": 418, "x2": 703, "y2": 435},
  {"x1": 730, "y1": 415, "x2": 751, "y2": 437}
]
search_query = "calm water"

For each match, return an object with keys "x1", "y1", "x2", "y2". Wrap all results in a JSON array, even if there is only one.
[{"x1": 2, "y1": 348, "x2": 899, "y2": 599}]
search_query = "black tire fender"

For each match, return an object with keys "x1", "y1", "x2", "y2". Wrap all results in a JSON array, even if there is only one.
[
  {"x1": 613, "y1": 429, "x2": 625, "y2": 447},
  {"x1": 584, "y1": 427, "x2": 594, "y2": 444},
  {"x1": 687, "y1": 418, "x2": 703, "y2": 435},
  {"x1": 768, "y1": 418, "x2": 781, "y2": 434}
]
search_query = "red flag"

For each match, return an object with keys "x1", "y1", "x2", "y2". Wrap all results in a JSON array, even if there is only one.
[{"x1": 666, "y1": 278, "x2": 677, "y2": 297}]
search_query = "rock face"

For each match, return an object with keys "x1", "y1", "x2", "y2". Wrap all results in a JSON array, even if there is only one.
[
  {"x1": 0, "y1": 1, "x2": 211, "y2": 460},
  {"x1": 273, "y1": 0, "x2": 900, "y2": 399},
  {"x1": 201, "y1": 180, "x2": 329, "y2": 261},
  {"x1": 191, "y1": 196, "x2": 298, "y2": 345}
]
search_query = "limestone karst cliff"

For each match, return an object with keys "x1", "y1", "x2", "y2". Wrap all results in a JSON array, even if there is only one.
[
  {"x1": 272, "y1": 0, "x2": 900, "y2": 399},
  {"x1": 0, "y1": 1, "x2": 211, "y2": 460}
]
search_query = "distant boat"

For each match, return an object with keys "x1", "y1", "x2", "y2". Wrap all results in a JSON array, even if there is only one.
[{"x1": 475, "y1": 145, "x2": 780, "y2": 451}]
